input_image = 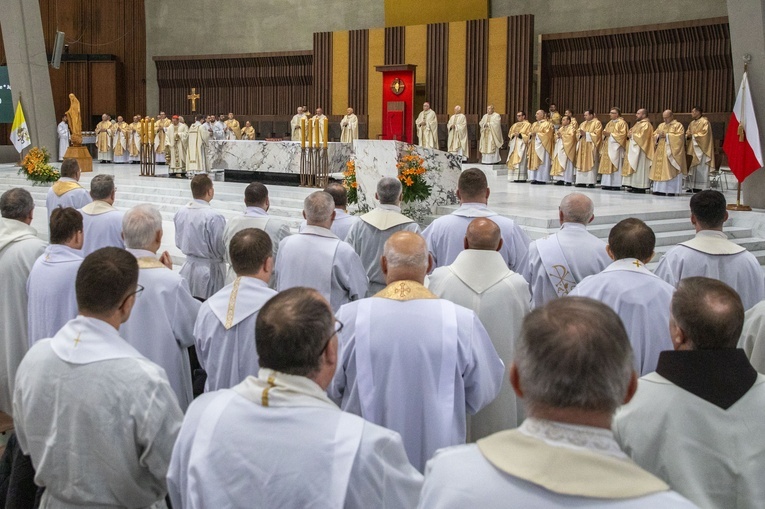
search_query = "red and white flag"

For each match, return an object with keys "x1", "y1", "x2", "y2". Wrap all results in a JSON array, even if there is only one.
[{"x1": 723, "y1": 71, "x2": 764, "y2": 182}]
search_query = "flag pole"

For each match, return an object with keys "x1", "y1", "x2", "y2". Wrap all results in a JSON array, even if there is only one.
[
  {"x1": 727, "y1": 58, "x2": 753, "y2": 212},
  {"x1": 728, "y1": 182, "x2": 752, "y2": 211}
]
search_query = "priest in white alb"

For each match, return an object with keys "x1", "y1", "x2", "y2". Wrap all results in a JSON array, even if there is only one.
[
  {"x1": 550, "y1": 114, "x2": 577, "y2": 185},
  {"x1": 574, "y1": 109, "x2": 602, "y2": 187},
  {"x1": 195, "y1": 229, "x2": 277, "y2": 391},
  {"x1": 312, "y1": 108, "x2": 329, "y2": 145},
  {"x1": 324, "y1": 182, "x2": 359, "y2": 240},
  {"x1": 598, "y1": 107, "x2": 629, "y2": 190},
  {"x1": 79, "y1": 174, "x2": 124, "y2": 255},
  {"x1": 330, "y1": 232, "x2": 504, "y2": 472},
  {"x1": 686, "y1": 106, "x2": 715, "y2": 192},
  {"x1": 169, "y1": 288, "x2": 423, "y2": 508},
  {"x1": 165, "y1": 115, "x2": 189, "y2": 175},
  {"x1": 527, "y1": 109, "x2": 554, "y2": 184},
  {"x1": 506, "y1": 111, "x2": 532, "y2": 181},
  {"x1": 95, "y1": 114, "x2": 113, "y2": 163},
  {"x1": 111, "y1": 116, "x2": 129, "y2": 164},
  {"x1": 651, "y1": 110, "x2": 687, "y2": 196},
  {"x1": 13, "y1": 248, "x2": 184, "y2": 508},
  {"x1": 57, "y1": 115, "x2": 69, "y2": 161},
  {"x1": 154, "y1": 112, "x2": 171, "y2": 164},
  {"x1": 527, "y1": 194, "x2": 610, "y2": 308},
  {"x1": 622, "y1": 108, "x2": 654, "y2": 193},
  {"x1": 346, "y1": 177, "x2": 420, "y2": 294},
  {"x1": 418, "y1": 297, "x2": 696, "y2": 509},
  {"x1": 120, "y1": 204, "x2": 201, "y2": 411},
  {"x1": 655, "y1": 190, "x2": 764, "y2": 310},
  {"x1": 225, "y1": 112, "x2": 241, "y2": 140},
  {"x1": 290, "y1": 106, "x2": 306, "y2": 141},
  {"x1": 174, "y1": 174, "x2": 227, "y2": 300},
  {"x1": 27, "y1": 207, "x2": 83, "y2": 345},
  {"x1": 615, "y1": 277, "x2": 765, "y2": 509},
  {"x1": 128, "y1": 115, "x2": 142, "y2": 164},
  {"x1": 571, "y1": 218, "x2": 675, "y2": 375},
  {"x1": 340, "y1": 107, "x2": 358, "y2": 143},
  {"x1": 423, "y1": 168, "x2": 530, "y2": 274},
  {"x1": 416, "y1": 102, "x2": 439, "y2": 150},
  {"x1": 447, "y1": 105, "x2": 469, "y2": 161},
  {"x1": 478, "y1": 105, "x2": 502, "y2": 163},
  {"x1": 428, "y1": 218, "x2": 530, "y2": 437},
  {"x1": 274, "y1": 191, "x2": 367, "y2": 311},
  {"x1": 46, "y1": 159, "x2": 92, "y2": 221},
  {"x1": 223, "y1": 182, "x2": 291, "y2": 282},
  {"x1": 0, "y1": 189, "x2": 46, "y2": 415},
  {"x1": 740, "y1": 298, "x2": 765, "y2": 374},
  {"x1": 213, "y1": 114, "x2": 227, "y2": 140},
  {"x1": 186, "y1": 114, "x2": 210, "y2": 174}
]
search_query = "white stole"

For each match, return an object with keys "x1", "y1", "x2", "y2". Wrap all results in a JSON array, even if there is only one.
[
  {"x1": 679, "y1": 230, "x2": 745, "y2": 255},
  {"x1": 50, "y1": 316, "x2": 144, "y2": 364},
  {"x1": 536, "y1": 235, "x2": 577, "y2": 297}
]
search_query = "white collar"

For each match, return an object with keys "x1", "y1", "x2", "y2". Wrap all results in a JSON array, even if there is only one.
[
  {"x1": 560, "y1": 222, "x2": 587, "y2": 232},
  {"x1": 518, "y1": 417, "x2": 627, "y2": 459},
  {"x1": 301, "y1": 225, "x2": 338, "y2": 239},
  {"x1": 43, "y1": 244, "x2": 83, "y2": 263},
  {"x1": 51, "y1": 316, "x2": 144, "y2": 364},
  {"x1": 245, "y1": 206, "x2": 268, "y2": 217},
  {"x1": 377, "y1": 204, "x2": 402, "y2": 213},
  {"x1": 233, "y1": 368, "x2": 337, "y2": 409},
  {"x1": 602, "y1": 258, "x2": 657, "y2": 277},
  {"x1": 59, "y1": 177, "x2": 77, "y2": 183},
  {"x1": 126, "y1": 248, "x2": 157, "y2": 259},
  {"x1": 188, "y1": 199, "x2": 210, "y2": 208},
  {"x1": 334, "y1": 209, "x2": 351, "y2": 220},
  {"x1": 697, "y1": 229, "x2": 727, "y2": 240},
  {"x1": 452, "y1": 202, "x2": 497, "y2": 218},
  {"x1": 448, "y1": 250, "x2": 512, "y2": 294}
]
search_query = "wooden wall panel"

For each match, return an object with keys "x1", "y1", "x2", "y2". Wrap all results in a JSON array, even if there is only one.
[
  {"x1": 313, "y1": 32, "x2": 333, "y2": 113},
  {"x1": 540, "y1": 18, "x2": 733, "y2": 120},
  {"x1": 426, "y1": 23, "x2": 448, "y2": 113},
  {"x1": 384, "y1": 27, "x2": 405, "y2": 65},
  {"x1": 465, "y1": 19, "x2": 488, "y2": 115},
  {"x1": 349, "y1": 29, "x2": 369, "y2": 115},
  {"x1": 507, "y1": 14, "x2": 534, "y2": 116}
]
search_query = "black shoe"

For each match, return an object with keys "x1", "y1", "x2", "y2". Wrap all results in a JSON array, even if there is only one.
[
  {"x1": 587, "y1": 184, "x2": 595, "y2": 188},
  {"x1": 653, "y1": 191, "x2": 666, "y2": 196},
  {"x1": 565, "y1": 182, "x2": 573, "y2": 186},
  {"x1": 575, "y1": 184, "x2": 586, "y2": 188},
  {"x1": 514, "y1": 179, "x2": 528, "y2": 183},
  {"x1": 554, "y1": 181, "x2": 565, "y2": 186}
]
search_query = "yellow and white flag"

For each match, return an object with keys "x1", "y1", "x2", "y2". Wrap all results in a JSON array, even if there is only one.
[{"x1": 10, "y1": 100, "x2": 31, "y2": 153}]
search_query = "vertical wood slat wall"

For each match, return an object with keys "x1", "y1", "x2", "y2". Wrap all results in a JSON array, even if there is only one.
[
  {"x1": 426, "y1": 23, "x2": 448, "y2": 114},
  {"x1": 384, "y1": 27, "x2": 405, "y2": 65},
  {"x1": 465, "y1": 19, "x2": 489, "y2": 116},
  {"x1": 506, "y1": 15, "x2": 534, "y2": 116},
  {"x1": 540, "y1": 18, "x2": 734, "y2": 119},
  {"x1": 349, "y1": 30, "x2": 369, "y2": 115}
]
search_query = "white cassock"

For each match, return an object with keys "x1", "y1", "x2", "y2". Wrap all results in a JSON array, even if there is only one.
[
  {"x1": 416, "y1": 109, "x2": 439, "y2": 150},
  {"x1": 447, "y1": 113, "x2": 469, "y2": 160},
  {"x1": 0, "y1": 218, "x2": 46, "y2": 414},
  {"x1": 655, "y1": 230, "x2": 764, "y2": 311},
  {"x1": 213, "y1": 121, "x2": 226, "y2": 140},
  {"x1": 13, "y1": 316, "x2": 183, "y2": 509},
  {"x1": 418, "y1": 418, "x2": 697, "y2": 509},
  {"x1": 329, "y1": 281, "x2": 505, "y2": 472},
  {"x1": 57, "y1": 121, "x2": 70, "y2": 161},
  {"x1": 570, "y1": 259, "x2": 675, "y2": 375},
  {"x1": 186, "y1": 122, "x2": 210, "y2": 174},
  {"x1": 274, "y1": 225, "x2": 368, "y2": 311},
  {"x1": 290, "y1": 114, "x2": 304, "y2": 141},
  {"x1": 222, "y1": 206, "x2": 291, "y2": 283},
  {"x1": 79, "y1": 200, "x2": 125, "y2": 256},
  {"x1": 345, "y1": 205, "x2": 421, "y2": 294},
  {"x1": 193, "y1": 277, "x2": 276, "y2": 391},
  {"x1": 165, "y1": 122, "x2": 189, "y2": 173},
  {"x1": 112, "y1": 125, "x2": 129, "y2": 164},
  {"x1": 422, "y1": 202, "x2": 531, "y2": 276},
  {"x1": 130, "y1": 125, "x2": 142, "y2": 163},
  {"x1": 527, "y1": 222, "x2": 611, "y2": 308},
  {"x1": 174, "y1": 199, "x2": 227, "y2": 300},
  {"x1": 739, "y1": 300, "x2": 765, "y2": 373},
  {"x1": 340, "y1": 114, "x2": 359, "y2": 143},
  {"x1": 299, "y1": 210, "x2": 360, "y2": 240},
  {"x1": 46, "y1": 177, "x2": 92, "y2": 221},
  {"x1": 26, "y1": 244, "x2": 82, "y2": 346},
  {"x1": 614, "y1": 350, "x2": 765, "y2": 509},
  {"x1": 168, "y1": 369, "x2": 423, "y2": 508},
  {"x1": 120, "y1": 249, "x2": 202, "y2": 411},
  {"x1": 428, "y1": 250, "x2": 530, "y2": 436}
]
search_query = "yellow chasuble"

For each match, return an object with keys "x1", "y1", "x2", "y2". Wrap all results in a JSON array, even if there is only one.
[
  {"x1": 651, "y1": 119, "x2": 687, "y2": 182},
  {"x1": 95, "y1": 121, "x2": 112, "y2": 153},
  {"x1": 507, "y1": 121, "x2": 532, "y2": 168},
  {"x1": 686, "y1": 116, "x2": 715, "y2": 170},
  {"x1": 128, "y1": 122, "x2": 142, "y2": 156},
  {"x1": 154, "y1": 118, "x2": 171, "y2": 154},
  {"x1": 374, "y1": 280, "x2": 438, "y2": 301},
  {"x1": 51, "y1": 180, "x2": 84, "y2": 197},
  {"x1": 575, "y1": 119, "x2": 603, "y2": 172},
  {"x1": 241, "y1": 126, "x2": 256, "y2": 140},
  {"x1": 551, "y1": 124, "x2": 577, "y2": 177},
  {"x1": 598, "y1": 117, "x2": 628, "y2": 175},
  {"x1": 549, "y1": 111, "x2": 562, "y2": 126},
  {"x1": 569, "y1": 117, "x2": 578, "y2": 131},
  {"x1": 527, "y1": 120, "x2": 554, "y2": 171},
  {"x1": 225, "y1": 119, "x2": 242, "y2": 139},
  {"x1": 622, "y1": 119, "x2": 655, "y2": 177},
  {"x1": 112, "y1": 121, "x2": 129, "y2": 157}
]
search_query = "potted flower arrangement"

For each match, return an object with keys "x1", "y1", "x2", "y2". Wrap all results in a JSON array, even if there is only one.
[{"x1": 19, "y1": 147, "x2": 59, "y2": 185}]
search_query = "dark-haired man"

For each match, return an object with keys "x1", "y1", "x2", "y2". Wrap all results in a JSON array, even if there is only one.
[
  {"x1": 616, "y1": 277, "x2": 765, "y2": 509},
  {"x1": 174, "y1": 174, "x2": 227, "y2": 299},
  {"x1": 169, "y1": 287, "x2": 423, "y2": 508},
  {"x1": 80, "y1": 174, "x2": 124, "y2": 255},
  {"x1": 0, "y1": 188, "x2": 46, "y2": 414},
  {"x1": 655, "y1": 190, "x2": 764, "y2": 310},
  {"x1": 27, "y1": 207, "x2": 83, "y2": 345},
  {"x1": 574, "y1": 109, "x2": 602, "y2": 187},
  {"x1": 14, "y1": 247, "x2": 183, "y2": 507},
  {"x1": 45, "y1": 158, "x2": 91, "y2": 221},
  {"x1": 194, "y1": 229, "x2": 277, "y2": 391},
  {"x1": 570, "y1": 218, "x2": 675, "y2": 375},
  {"x1": 686, "y1": 107, "x2": 714, "y2": 192},
  {"x1": 423, "y1": 168, "x2": 530, "y2": 273}
]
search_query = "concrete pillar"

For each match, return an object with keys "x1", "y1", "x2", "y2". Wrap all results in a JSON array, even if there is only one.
[
  {"x1": 0, "y1": 0, "x2": 56, "y2": 155},
  {"x1": 728, "y1": 0, "x2": 765, "y2": 208}
]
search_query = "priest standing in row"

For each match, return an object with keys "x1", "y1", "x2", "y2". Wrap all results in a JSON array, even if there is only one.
[
  {"x1": 428, "y1": 218, "x2": 530, "y2": 437},
  {"x1": 507, "y1": 111, "x2": 531, "y2": 182},
  {"x1": 651, "y1": 109, "x2": 687, "y2": 196},
  {"x1": 574, "y1": 109, "x2": 602, "y2": 187},
  {"x1": 622, "y1": 108, "x2": 654, "y2": 193},
  {"x1": 527, "y1": 110, "x2": 554, "y2": 184},
  {"x1": 111, "y1": 116, "x2": 129, "y2": 164},
  {"x1": 225, "y1": 112, "x2": 241, "y2": 140},
  {"x1": 128, "y1": 115, "x2": 142, "y2": 164},
  {"x1": 79, "y1": 174, "x2": 124, "y2": 255},
  {"x1": 330, "y1": 231, "x2": 504, "y2": 472},
  {"x1": 550, "y1": 115, "x2": 577, "y2": 185},
  {"x1": 312, "y1": 108, "x2": 328, "y2": 145},
  {"x1": 416, "y1": 102, "x2": 438, "y2": 150},
  {"x1": 57, "y1": 115, "x2": 69, "y2": 161},
  {"x1": 95, "y1": 113, "x2": 113, "y2": 163},
  {"x1": 599, "y1": 107, "x2": 629, "y2": 190},
  {"x1": 154, "y1": 111, "x2": 171, "y2": 164},
  {"x1": 241, "y1": 120, "x2": 256, "y2": 140},
  {"x1": 46, "y1": 159, "x2": 92, "y2": 222},
  {"x1": 340, "y1": 107, "x2": 358, "y2": 143},
  {"x1": 478, "y1": 105, "x2": 502, "y2": 163},
  {"x1": 686, "y1": 106, "x2": 715, "y2": 192},
  {"x1": 447, "y1": 105, "x2": 469, "y2": 161},
  {"x1": 186, "y1": 114, "x2": 209, "y2": 174},
  {"x1": 290, "y1": 106, "x2": 306, "y2": 141},
  {"x1": 166, "y1": 115, "x2": 188, "y2": 175}
]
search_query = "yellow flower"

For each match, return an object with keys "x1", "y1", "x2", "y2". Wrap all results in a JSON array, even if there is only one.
[{"x1": 404, "y1": 176, "x2": 414, "y2": 186}]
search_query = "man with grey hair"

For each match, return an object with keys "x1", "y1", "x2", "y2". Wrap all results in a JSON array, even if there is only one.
[
  {"x1": 330, "y1": 231, "x2": 503, "y2": 472},
  {"x1": 120, "y1": 204, "x2": 201, "y2": 411},
  {"x1": 346, "y1": 177, "x2": 420, "y2": 294},
  {"x1": 79, "y1": 174, "x2": 125, "y2": 255},
  {"x1": 418, "y1": 297, "x2": 696, "y2": 508},
  {"x1": 526, "y1": 192, "x2": 610, "y2": 307},
  {"x1": 46, "y1": 158, "x2": 91, "y2": 222},
  {"x1": 0, "y1": 188, "x2": 46, "y2": 414},
  {"x1": 275, "y1": 191, "x2": 367, "y2": 311}
]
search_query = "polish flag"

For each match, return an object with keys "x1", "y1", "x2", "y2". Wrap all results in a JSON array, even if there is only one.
[{"x1": 723, "y1": 72, "x2": 763, "y2": 183}]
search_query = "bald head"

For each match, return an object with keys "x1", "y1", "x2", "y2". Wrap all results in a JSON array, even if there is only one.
[
  {"x1": 465, "y1": 218, "x2": 502, "y2": 251},
  {"x1": 381, "y1": 231, "x2": 431, "y2": 284},
  {"x1": 559, "y1": 193, "x2": 594, "y2": 225},
  {"x1": 662, "y1": 109, "x2": 674, "y2": 123}
]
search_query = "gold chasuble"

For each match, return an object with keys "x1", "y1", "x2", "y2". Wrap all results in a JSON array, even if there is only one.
[
  {"x1": 651, "y1": 119, "x2": 687, "y2": 182},
  {"x1": 112, "y1": 121, "x2": 129, "y2": 157},
  {"x1": 528, "y1": 120, "x2": 554, "y2": 171},
  {"x1": 51, "y1": 180, "x2": 84, "y2": 197},
  {"x1": 575, "y1": 119, "x2": 603, "y2": 172},
  {"x1": 622, "y1": 119, "x2": 654, "y2": 177},
  {"x1": 374, "y1": 280, "x2": 438, "y2": 301},
  {"x1": 506, "y1": 120, "x2": 532, "y2": 169},
  {"x1": 551, "y1": 124, "x2": 577, "y2": 177},
  {"x1": 128, "y1": 121, "x2": 142, "y2": 157},
  {"x1": 598, "y1": 117, "x2": 628, "y2": 175},
  {"x1": 549, "y1": 111, "x2": 562, "y2": 126},
  {"x1": 225, "y1": 119, "x2": 241, "y2": 139},
  {"x1": 95, "y1": 121, "x2": 112, "y2": 153},
  {"x1": 686, "y1": 116, "x2": 715, "y2": 171},
  {"x1": 241, "y1": 125, "x2": 255, "y2": 140},
  {"x1": 154, "y1": 118, "x2": 171, "y2": 154}
]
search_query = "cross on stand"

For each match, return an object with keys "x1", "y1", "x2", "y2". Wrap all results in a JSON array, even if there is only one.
[{"x1": 187, "y1": 88, "x2": 200, "y2": 112}]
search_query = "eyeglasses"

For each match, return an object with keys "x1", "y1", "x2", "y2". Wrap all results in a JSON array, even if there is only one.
[
  {"x1": 120, "y1": 284, "x2": 144, "y2": 308},
  {"x1": 318, "y1": 319, "x2": 344, "y2": 357}
]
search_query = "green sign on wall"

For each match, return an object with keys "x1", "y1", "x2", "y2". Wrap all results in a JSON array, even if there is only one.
[{"x1": 0, "y1": 67, "x2": 11, "y2": 123}]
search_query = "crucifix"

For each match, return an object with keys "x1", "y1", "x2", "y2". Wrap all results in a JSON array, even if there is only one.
[{"x1": 187, "y1": 88, "x2": 200, "y2": 112}]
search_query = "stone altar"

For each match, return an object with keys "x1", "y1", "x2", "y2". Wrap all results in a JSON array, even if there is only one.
[{"x1": 207, "y1": 140, "x2": 352, "y2": 175}]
